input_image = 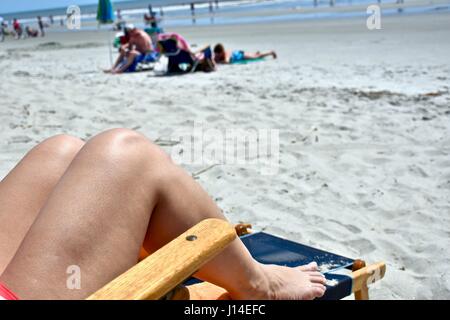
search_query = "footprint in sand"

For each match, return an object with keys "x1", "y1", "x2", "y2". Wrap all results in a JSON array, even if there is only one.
[
  {"x1": 206, "y1": 114, "x2": 226, "y2": 122},
  {"x1": 408, "y1": 164, "x2": 428, "y2": 178},
  {"x1": 362, "y1": 200, "x2": 376, "y2": 209},
  {"x1": 328, "y1": 219, "x2": 362, "y2": 234},
  {"x1": 13, "y1": 71, "x2": 31, "y2": 77},
  {"x1": 9, "y1": 136, "x2": 32, "y2": 144},
  {"x1": 364, "y1": 157, "x2": 391, "y2": 166},
  {"x1": 347, "y1": 238, "x2": 376, "y2": 254}
]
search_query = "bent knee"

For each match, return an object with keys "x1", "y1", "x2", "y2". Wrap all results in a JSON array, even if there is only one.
[
  {"x1": 127, "y1": 50, "x2": 140, "y2": 57},
  {"x1": 93, "y1": 128, "x2": 152, "y2": 150},
  {"x1": 31, "y1": 134, "x2": 84, "y2": 162},
  {"x1": 85, "y1": 128, "x2": 171, "y2": 167}
]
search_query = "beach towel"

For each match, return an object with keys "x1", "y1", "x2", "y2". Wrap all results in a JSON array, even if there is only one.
[{"x1": 230, "y1": 57, "x2": 265, "y2": 65}]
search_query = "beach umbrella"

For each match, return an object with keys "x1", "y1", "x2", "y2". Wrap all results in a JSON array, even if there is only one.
[
  {"x1": 97, "y1": 0, "x2": 116, "y2": 67},
  {"x1": 97, "y1": 0, "x2": 115, "y2": 24}
]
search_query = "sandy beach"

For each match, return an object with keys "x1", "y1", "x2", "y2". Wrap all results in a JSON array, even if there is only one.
[{"x1": 1, "y1": 9, "x2": 450, "y2": 299}]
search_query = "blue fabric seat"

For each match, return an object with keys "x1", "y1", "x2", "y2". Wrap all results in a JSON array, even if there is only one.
[
  {"x1": 240, "y1": 232, "x2": 354, "y2": 300},
  {"x1": 185, "y1": 232, "x2": 358, "y2": 300}
]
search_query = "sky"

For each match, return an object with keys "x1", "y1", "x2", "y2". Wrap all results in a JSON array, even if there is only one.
[{"x1": 0, "y1": 1, "x2": 109, "y2": 14}]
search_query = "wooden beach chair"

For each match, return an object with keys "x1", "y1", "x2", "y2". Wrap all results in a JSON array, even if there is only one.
[{"x1": 88, "y1": 219, "x2": 386, "y2": 300}]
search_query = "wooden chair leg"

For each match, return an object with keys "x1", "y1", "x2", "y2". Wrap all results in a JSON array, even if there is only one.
[
  {"x1": 352, "y1": 259, "x2": 368, "y2": 300},
  {"x1": 351, "y1": 260, "x2": 386, "y2": 301},
  {"x1": 355, "y1": 285, "x2": 369, "y2": 300}
]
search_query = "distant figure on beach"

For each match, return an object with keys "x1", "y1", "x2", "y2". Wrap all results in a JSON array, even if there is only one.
[
  {"x1": 115, "y1": 9, "x2": 125, "y2": 31},
  {"x1": 25, "y1": 26, "x2": 39, "y2": 38},
  {"x1": 144, "y1": 4, "x2": 158, "y2": 28},
  {"x1": 144, "y1": 5, "x2": 158, "y2": 29},
  {"x1": 209, "y1": 1, "x2": 215, "y2": 23},
  {"x1": 213, "y1": 43, "x2": 277, "y2": 64},
  {"x1": 144, "y1": 13, "x2": 158, "y2": 28},
  {"x1": 191, "y1": 3, "x2": 196, "y2": 24},
  {"x1": 49, "y1": 15, "x2": 54, "y2": 25},
  {"x1": 396, "y1": 0, "x2": 405, "y2": 12},
  {"x1": 37, "y1": 16, "x2": 45, "y2": 37},
  {"x1": 105, "y1": 24, "x2": 155, "y2": 74},
  {"x1": 0, "y1": 16, "x2": 4, "y2": 42},
  {"x1": 12, "y1": 19, "x2": 22, "y2": 39},
  {"x1": 1, "y1": 20, "x2": 13, "y2": 40}
]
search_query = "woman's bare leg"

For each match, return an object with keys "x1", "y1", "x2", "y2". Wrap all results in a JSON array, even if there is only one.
[
  {"x1": 0, "y1": 129, "x2": 325, "y2": 300},
  {"x1": 0, "y1": 135, "x2": 84, "y2": 275}
]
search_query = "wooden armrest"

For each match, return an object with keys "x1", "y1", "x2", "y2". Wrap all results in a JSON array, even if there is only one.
[{"x1": 87, "y1": 218, "x2": 236, "y2": 300}]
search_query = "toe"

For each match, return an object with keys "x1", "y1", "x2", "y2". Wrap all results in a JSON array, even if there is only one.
[
  {"x1": 298, "y1": 262, "x2": 318, "y2": 272},
  {"x1": 310, "y1": 274, "x2": 327, "y2": 285},
  {"x1": 313, "y1": 285, "x2": 326, "y2": 298},
  {"x1": 306, "y1": 271, "x2": 323, "y2": 277}
]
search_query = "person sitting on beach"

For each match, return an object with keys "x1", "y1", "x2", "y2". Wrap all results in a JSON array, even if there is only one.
[
  {"x1": 25, "y1": 26, "x2": 39, "y2": 38},
  {"x1": 1, "y1": 21, "x2": 14, "y2": 39},
  {"x1": 157, "y1": 32, "x2": 216, "y2": 73},
  {"x1": 213, "y1": 43, "x2": 277, "y2": 64},
  {"x1": 105, "y1": 24, "x2": 156, "y2": 74},
  {"x1": 0, "y1": 129, "x2": 326, "y2": 300}
]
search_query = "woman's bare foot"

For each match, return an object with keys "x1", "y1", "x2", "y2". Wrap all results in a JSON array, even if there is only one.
[
  {"x1": 263, "y1": 262, "x2": 326, "y2": 300},
  {"x1": 233, "y1": 262, "x2": 326, "y2": 300}
]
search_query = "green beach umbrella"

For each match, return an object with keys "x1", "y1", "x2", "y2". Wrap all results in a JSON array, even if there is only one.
[
  {"x1": 97, "y1": 0, "x2": 115, "y2": 24},
  {"x1": 97, "y1": 0, "x2": 116, "y2": 67}
]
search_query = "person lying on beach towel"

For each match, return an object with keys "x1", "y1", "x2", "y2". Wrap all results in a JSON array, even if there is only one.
[
  {"x1": 105, "y1": 24, "x2": 157, "y2": 74},
  {"x1": 213, "y1": 43, "x2": 277, "y2": 64},
  {"x1": 0, "y1": 129, "x2": 326, "y2": 300}
]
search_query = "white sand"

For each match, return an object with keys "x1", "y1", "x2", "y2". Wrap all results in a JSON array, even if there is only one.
[{"x1": 0, "y1": 11, "x2": 450, "y2": 299}]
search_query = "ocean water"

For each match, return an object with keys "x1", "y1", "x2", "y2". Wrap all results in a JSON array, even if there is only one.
[{"x1": 1, "y1": 0, "x2": 449, "y2": 30}]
